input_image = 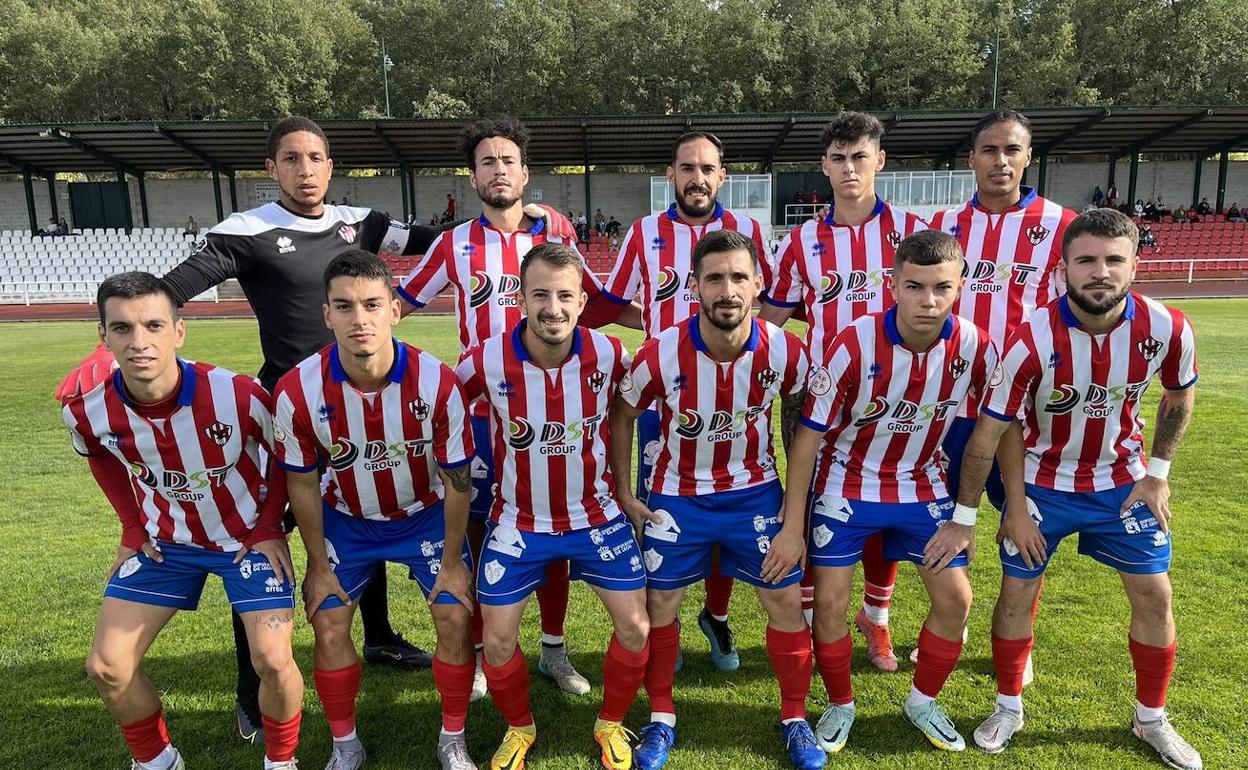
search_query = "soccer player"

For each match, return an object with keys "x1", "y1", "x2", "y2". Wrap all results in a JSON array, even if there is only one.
[
  {"x1": 65, "y1": 272, "x2": 303, "y2": 770},
  {"x1": 611, "y1": 230, "x2": 823, "y2": 770},
  {"x1": 272, "y1": 251, "x2": 477, "y2": 770},
  {"x1": 783, "y1": 230, "x2": 997, "y2": 754},
  {"x1": 399, "y1": 117, "x2": 625, "y2": 697},
  {"x1": 954, "y1": 209, "x2": 1202, "y2": 769},
  {"x1": 600, "y1": 130, "x2": 774, "y2": 672},
  {"x1": 456, "y1": 243, "x2": 650, "y2": 770},
  {"x1": 758, "y1": 111, "x2": 929, "y2": 670}
]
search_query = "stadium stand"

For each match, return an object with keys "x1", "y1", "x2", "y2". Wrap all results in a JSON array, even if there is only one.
[{"x1": 1135, "y1": 215, "x2": 1248, "y2": 282}]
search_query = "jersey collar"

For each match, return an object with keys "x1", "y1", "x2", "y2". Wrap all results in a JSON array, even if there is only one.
[
  {"x1": 666, "y1": 201, "x2": 724, "y2": 223},
  {"x1": 478, "y1": 212, "x2": 546, "y2": 236},
  {"x1": 511, "y1": 318, "x2": 582, "y2": 362},
  {"x1": 329, "y1": 338, "x2": 406, "y2": 384},
  {"x1": 883, "y1": 306, "x2": 954, "y2": 346},
  {"x1": 113, "y1": 358, "x2": 196, "y2": 409},
  {"x1": 1058, "y1": 292, "x2": 1136, "y2": 328},
  {"x1": 688, "y1": 315, "x2": 760, "y2": 354},
  {"x1": 970, "y1": 185, "x2": 1038, "y2": 211},
  {"x1": 825, "y1": 196, "x2": 885, "y2": 227}
]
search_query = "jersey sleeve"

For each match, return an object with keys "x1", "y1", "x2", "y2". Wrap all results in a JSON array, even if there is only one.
[
  {"x1": 271, "y1": 378, "x2": 321, "y2": 473},
  {"x1": 396, "y1": 230, "x2": 452, "y2": 308},
  {"x1": 433, "y1": 367, "x2": 474, "y2": 470},
  {"x1": 982, "y1": 330, "x2": 1039, "y2": 422},
  {"x1": 799, "y1": 335, "x2": 856, "y2": 432},
  {"x1": 62, "y1": 399, "x2": 103, "y2": 457},
  {"x1": 601, "y1": 222, "x2": 642, "y2": 304},
  {"x1": 454, "y1": 348, "x2": 488, "y2": 402},
  {"x1": 619, "y1": 339, "x2": 660, "y2": 411},
  {"x1": 160, "y1": 228, "x2": 248, "y2": 304},
  {"x1": 358, "y1": 209, "x2": 440, "y2": 257},
  {"x1": 87, "y1": 452, "x2": 149, "y2": 550},
  {"x1": 243, "y1": 380, "x2": 275, "y2": 449},
  {"x1": 1159, "y1": 309, "x2": 1198, "y2": 390},
  {"x1": 783, "y1": 335, "x2": 812, "y2": 398},
  {"x1": 964, "y1": 337, "x2": 1000, "y2": 417},
  {"x1": 765, "y1": 229, "x2": 804, "y2": 307}
]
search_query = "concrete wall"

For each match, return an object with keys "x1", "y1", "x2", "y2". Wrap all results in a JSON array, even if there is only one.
[{"x1": 3, "y1": 159, "x2": 1246, "y2": 232}]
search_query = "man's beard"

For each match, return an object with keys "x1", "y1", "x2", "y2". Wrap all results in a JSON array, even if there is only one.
[
  {"x1": 530, "y1": 313, "x2": 573, "y2": 346},
  {"x1": 477, "y1": 181, "x2": 521, "y2": 209},
  {"x1": 701, "y1": 301, "x2": 748, "y2": 331},
  {"x1": 1067, "y1": 281, "x2": 1130, "y2": 316},
  {"x1": 676, "y1": 184, "x2": 717, "y2": 218}
]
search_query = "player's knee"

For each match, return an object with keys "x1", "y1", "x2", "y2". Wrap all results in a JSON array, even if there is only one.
[
  {"x1": 310, "y1": 612, "x2": 352, "y2": 653},
  {"x1": 931, "y1": 583, "x2": 973, "y2": 624},
  {"x1": 482, "y1": 627, "x2": 520, "y2": 664},
  {"x1": 614, "y1": 613, "x2": 650, "y2": 651},
  {"x1": 249, "y1": 642, "x2": 294, "y2": 681},
  {"x1": 1126, "y1": 575, "x2": 1172, "y2": 617},
  {"x1": 433, "y1": 605, "x2": 472, "y2": 643},
  {"x1": 85, "y1": 651, "x2": 133, "y2": 691},
  {"x1": 997, "y1": 577, "x2": 1040, "y2": 618}
]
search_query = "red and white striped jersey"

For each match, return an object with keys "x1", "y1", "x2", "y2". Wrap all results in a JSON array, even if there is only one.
[
  {"x1": 621, "y1": 317, "x2": 809, "y2": 496},
  {"x1": 801, "y1": 308, "x2": 997, "y2": 503},
  {"x1": 271, "y1": 340, "x2": 472, "y2": 521},
  {"x1": 397, "y1": 213, "x2": 605, "y2": 357},
  {"x1": 63, "y1": 360, "x2": 274, "y2": 551},
  {"x1": 983, "y1": 292, "x2": 1197, "y2": 492},
  {"x1": 766, "y1": 198, "x2": 928, "y2": 358},
  {"x1": 456, "y1": 322, "x2": 629, "y2": 533},
  {"x1": 929, "y1": 187, "x2": 1076, "y2": 416},
  {"x1": 603, "y1": 203, "x2": 772, "y2": 339}
]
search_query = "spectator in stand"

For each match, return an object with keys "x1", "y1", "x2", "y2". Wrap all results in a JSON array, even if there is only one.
[
  {"x1": 595, "y1": 208, "x2": 607, "y2": 237},
  {"x1": 1092, "y1": 185, "x2": 1104, "y2": 205},
  {"x1": 576, "y1": 210, "x2": 589, "y2": 242},
  {"x1": 1227, "y1": 203, "x2": 1244, "y2": 223},
  {"x1": 1155, "y1": 196, "x2": 1171, "y2": 220},
  {"x1": 793, "y1": 187, "x2": 807, "y2": 204},
  {"x1": 1186, "y1": 206, "x2": 1201, "y2": 224},
  {"x1": 442, "y1": 192, "x2": 456, "y2": 223},
  {"x1": 1133, "y1": 199, "x2": 1146, "y2": 218},
  {"x1": 341, "y1": 194, "x2": 350, "y2": 206},
  {"x1": 606, "y1": 214, "x2": 621, "y2": 238},
  {"x1": 57, "y1": 216, "x2": 71, "y2": 235},
  {"x1": 1196, "y1": 197, "x2": 1212, "y2": 216},
  {"x1": 1139, "y1": 224, "x2": 1157, "y2": 249},
  {"x1": 184, "y1": 215, "x2": 199, "y2": 237},
  {"x1": 1172, "y1": 207, "x2": 1189, "y2": 224},
  {"x1": 1144, "y1": 199, "x2": 1158, "y2": 222},
  {"x1": 1106, "y1": 182, "x2": 1119, "y2": 206},
  {"x1": 40, "y1": 218, "x2": 61, "y2": 237},
  {"x1": 808, "y1": 189, "x2": 823, "y2": 205}
]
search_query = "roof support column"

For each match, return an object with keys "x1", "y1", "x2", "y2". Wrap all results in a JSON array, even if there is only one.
[
  {"x1": 23, "y1": 169, "x2": 38, "y2": 233},
  {"x1": 117, "y1": 169, "x2": 134, "y2": 231},
  {"x1": 138, "y1": 173, "x2": 150, "y2": 228},
  {"x1": 399, "y1": 165, "x2": 411, "y2": 222},
  {"x1": 1037, "y1": 152, "x2": 1049, "y2": 197},
  {"x1": 228, "y1": 173, "x2": 238, "y2": 213},
  {"x1": 1190, "y1": 154, "x2": 1203, "y2": 209},
  {"x1": 582, "y1": 123, "x2": 592, "y2": 227},
  {"x1": 407, "y1": 168, "x2": 417, "y2": 224},
  {"x1": 1127, "y1": 153, "x2": 1140, "y2": 210},
  {"x1": 211, "y1": 167, "x2": 224, "y2": 223},
  {"x1": 1107, "y1": 155, "x2": 1118, "y2": 191},
  {"x1": 1216, "y1": 150, "x2": 1229, "y2": 213},
  {"x1": 46, "y1": 175, "x2": 59, "y2": 222}
]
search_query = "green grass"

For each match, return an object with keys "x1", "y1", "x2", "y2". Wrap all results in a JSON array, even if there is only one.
[{"x1": 1, "y1": 300, "x2": 1245, "y2": 769}]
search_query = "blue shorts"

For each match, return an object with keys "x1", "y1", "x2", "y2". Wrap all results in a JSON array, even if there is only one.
[
  {"x1": 104, "y1": 541, "x2": 295, "y2": 613},
  {"x1": 943, "y1": 416, "x2": 1004, "y2": 511},
  {"x1": 320, "y1": 501, "x2": 472, "y2": 611},
  {"x1": 1000, "y1": 483, "x2": 1171, "y2": 578},
  {"x1": 807, "y1": 493, "x2": 968, "y2": 569},
  {"x1": 643, "y1": 481, "x2": 803, "y2": 590},
  {"x1": 470, "y1": 415, "x2": 495, "y2": 522},
  {"x1": 477, "y1": 518, "x2": 646, "y2": 605},
  {"x1": 636, "y1": 409, "x2": 661, "y2": 504}
]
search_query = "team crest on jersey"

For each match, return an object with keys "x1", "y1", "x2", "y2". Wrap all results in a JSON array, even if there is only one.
[
  {"x1": 885, "y1": 230, "x2": 902, "y2": 248},
  {"x1": 408, "y1": 398, "x2": 430, "y2": 421},
  {"x1": 587, "y1": 370, "x2": 608, "y2": 393},
  {"x1": 949, "y1": 357, "x2": 969, "y2": 379},
  {"x1": 619, "y1": 372, "x2": 634, "y2": 393},
  {"x1": 1026, "y1": 224, "x2": 1050, "y2": 246},
  {"x1": 337, "y1": 225, "x2": 357, "y2": 243},
  {"x1": 1137, "y1": 335, "x2": 1164, "y2": 361},
  {"x1": 808, "y1": 367, "x2": 833, "y2": 397},
  {"x1": 204, "y1": 421, "x2": 233, "y2": 447},
  {"x1": 756, "y1": 368, "x2": 779, "y2": 389},
  {"x1": 989, "y1": 363, "x2": 1005, "y2": 387},
  {"x1": 192, "y1": 237, "x2": 208, "y2": 254}
]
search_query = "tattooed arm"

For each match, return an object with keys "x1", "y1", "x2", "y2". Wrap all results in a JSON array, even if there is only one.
[
  {"x1": 1120, "y1": 385, "x2": 1196, "y2": 531},
  {"x1": 430, "y1": 463, "x2": 475, "y2": 609}
]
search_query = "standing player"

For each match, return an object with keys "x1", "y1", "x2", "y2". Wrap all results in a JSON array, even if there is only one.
[
  {"x1": 600, "y1": 130, "x2": 773, "y2": 672},
  {"x1": 953, "y1": 209, "x2": 1202, "y2": 769},
  {"x1": 784, "y1": 230, "x2": 996, "y2": 754},
  {"x1": 65, "y1": 273, "x2": 303, "y2": 770},
  {"x1": 272, "y1": 251, "x2": 478, "y2": 770},
  {"x1": 758, "y1": 112, "x2": 929, "y2": 669},
  {"x1": 456, "y1": 243, "x2": 650, "y2": 770},
  {"x1": 399, "y1": 118, "x2": 625, "y2": 697},
  {"x1": 611, "y1": 230, "x2": 824, "y2": 770}
]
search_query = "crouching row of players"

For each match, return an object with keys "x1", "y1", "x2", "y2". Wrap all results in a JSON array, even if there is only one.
[{"x1": 65, "y1": 208, "x2": 1200, "y2": 770}]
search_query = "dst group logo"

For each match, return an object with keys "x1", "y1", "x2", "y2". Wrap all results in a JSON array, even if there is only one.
[
  {"x1": 674, "y1": 405, "x2": 767, "y2": 441},
  {"x1": 965, "y1": 260, "x2": 1039, "y2": 293},
  {"x1": 655, "y1": 267, "x2": 694, "y2": 303},
  {"x1": 1043, "y1": 381, "x2": 1150, "y2": 418},
  {"x1": 852, "y1": 396, "x2": 960, "y2": 432},
  {"x1": 469, "y1": 272, "x2": 522, "y2": 308},
  {"x1": 816, "y1": 269, "x2": 891, "y2": 304},
  {"x1": 328, "y1": 437, "x2": 433, "y2": 471},
  {"x1": 128, "y1": 461, "x2": 236, "y2": 502},
  {"x1": 506, "y1": 415, "x2": 603, "y2": 455}
]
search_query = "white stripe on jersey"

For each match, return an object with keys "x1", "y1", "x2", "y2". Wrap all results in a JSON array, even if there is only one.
[{"x1": 984, "y1": 292, "x2": 1197, "y2": 493}]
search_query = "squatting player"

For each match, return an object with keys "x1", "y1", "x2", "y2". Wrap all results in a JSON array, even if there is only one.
[
  {"x1": 601, "y1": 130, "x2": 775, "y2": 672},
  {"x1": 783, "y1": 230, "x2": 997, "y2": 753},
  {"x1": 456, "y1": 243, "x2": 650, "y2": 770},
  {"x1": 399, "y1": 118, "x2": 625, "y2": 698},
  {"x1": 272, "y1": 252, "x2": 478, "y2": 770},
  {"x1": 954, "y1": 209, "x2": 1202, "y2": 770},
  {"x1": 611, "y1": 230, "x2": 824, "y2": 770},
  {"x1": 759, "y1": 111, "x2": 929, "y2": 669},
  {"x1": 65, "y1": 272, "x2": 303, "y2": 770}
]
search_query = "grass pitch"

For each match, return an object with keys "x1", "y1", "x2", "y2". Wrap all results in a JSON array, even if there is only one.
[{"x1": 0, "y1": 299, "x2": 1244, "y2": 769}]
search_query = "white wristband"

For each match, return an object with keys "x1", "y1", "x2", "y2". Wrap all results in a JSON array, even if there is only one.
[
  {"x1": 952, "y1": 503, "x2": 978, "y2": 527},
  {"x1": 1145, "y1": 458, "x2": 1172, "y2": 480}
]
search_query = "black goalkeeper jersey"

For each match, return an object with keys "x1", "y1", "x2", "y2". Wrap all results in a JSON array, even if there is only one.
[{"x1": 161, "y1": 203, "x2": 438, "y2": 390}]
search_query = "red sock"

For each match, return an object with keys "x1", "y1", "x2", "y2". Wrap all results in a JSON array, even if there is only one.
[
  {"x1": 644, "y1": 621, "x2": 681, "y2": 716},
  {"x1": 119, "y1": 709, "x2": 171, "y2": 763},
  {"x1": 471, "y1": 606, "x2": 484, "y2": 649},
  {"x1": 313, "y1": 661, "x2": 361, "y2": 738},
  {"x1": 814, "y1": 633, "x2": 854, "y2": 706},
  {"x1": 912, "y1": 625, "x2": 964, "y2": 698},
  {"x1": 536, "y1": 561, "x2": 570, "y2": 639},
  {"x1": 861, "y1": 533, "x2": 897, "y2": 609},
  {"x1": 991, "y1": 634, "x2": 1034, "y2": 697},
  {"x1": 261, "y1": 712, "x2": 301, "y2": 762},
  {"x1": 483, "y1": 647, "x2": 534, "y2": 728},
  {"x1": 1129, "y1": 636, "x2": 1176, "y2": 708},
  {"x1": 434, "y1": 657, "x2": 476, "y2": 733},
  {"x1": 766, "y1": 626, "x2": 813, "y2": 721},
  {"x1": 704, "y1": 563, "x2": 734, "y2": 618},
  {"x1": 599, "y1": 635, "x2": 650, "y2": 722}
]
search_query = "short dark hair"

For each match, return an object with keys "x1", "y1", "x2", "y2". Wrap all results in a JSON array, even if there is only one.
[
  {"x1": 267, "y1": 115, "x2": 329, "y2": 160},
  {"x1": 691, "y1": 229, "x2": 757, "y2": 278},
  {"x1": 820, "y1": 111, "x2": 886, "y2": 151},
  {"x1": 1061, "y1": 208, "x2": 1139, "y2": 260},
  {"x1": 323, "y1": 249, "x2": 393, "y2": 296},
  {"x1": 462, "y1": 117, "x2": 530, "y2": 170},
  {"x1": 671, "y1": 131, "x2": 724, "y2": 166},
  {"x1": 970, "y1": 109, "x2": 1032, "y2": 149},
  {"x1": 97, "y1": 271, "x2": 179, "y2": 325},
  {"x1": 520, "y1": 242, "x2": 584, "y2": 290},
  {"x1": 893, "y1": 229, "x2": 964, "y2": 271}
]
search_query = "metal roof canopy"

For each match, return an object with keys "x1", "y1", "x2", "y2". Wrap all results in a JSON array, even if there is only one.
[{"x1": 2, "y1": 106, "x2": 1247, "y2": 175}]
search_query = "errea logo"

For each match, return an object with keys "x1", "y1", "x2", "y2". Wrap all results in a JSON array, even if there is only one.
[{"x1": 276, "y1": 236, "x2": 296, "y2": 254}]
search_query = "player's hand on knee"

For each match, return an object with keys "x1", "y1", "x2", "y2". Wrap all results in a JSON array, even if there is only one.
[
  {"x1": 998, "y1": 510, "x2": 1047, "y2": 570},
  {"x1": 922, "y1": 522, "x2": 974, "y2": 574},
  {"x1": 761, "y1": 527, "x2": 804, "y2": 584},
  {"x1": 236, "y1": 537, "x2": 294, "y2": 587},
  {"x1": 107, "y1": 540, "x2": 162, "y2": 580},
  {"x1": 301, "y1": 564, "x2": 349, "y2": 621},
  {"x1": 55, "y1": 343, "x2": 116, "y2": 404},
  {"x1": 429, "y1": 556, "x2": 475, "y2": 611},
  {"x1": 1122, "y1": 476, "x2": 1171, "y2": 532}
]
